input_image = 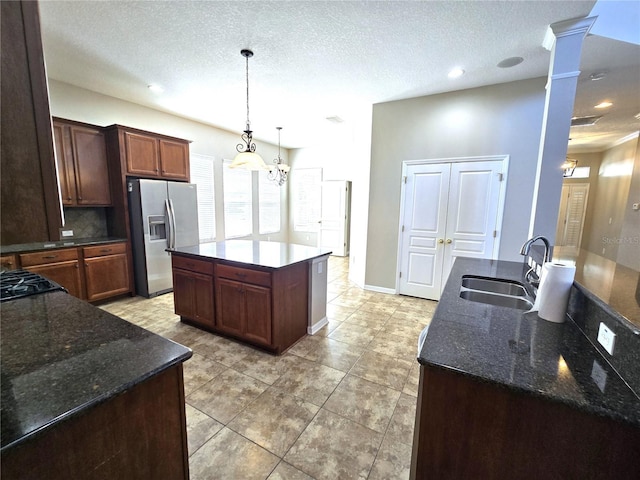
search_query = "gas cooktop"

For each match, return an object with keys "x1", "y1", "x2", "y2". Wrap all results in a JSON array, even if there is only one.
[{"x1": 0, "y1": 270, "x2": 66, "y2": 302}]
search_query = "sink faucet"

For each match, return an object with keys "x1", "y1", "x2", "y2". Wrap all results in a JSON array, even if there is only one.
[{"x1": 520, "y1": 235, "x2": 550, "y2": 284}]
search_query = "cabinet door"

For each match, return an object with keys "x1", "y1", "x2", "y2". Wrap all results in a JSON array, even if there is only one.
[
  {"x1": 25, "y1": 261, "x2": 84, "y2": 299},
  {"x1": 1, "y1": 255, "x2": 18, "y2": 271},
  {"x1": 159, "y1": 139, "x2": 189, "y2": 181},
  {"x1": 173, "y1": 269, "x2": 214, "y2": 327},
  {"x1": 53, "y1": 122, "x2": 74, "y2": 205},
  {"x1": 124, "y1": 132, "x2": 159, "y2": 177},
  {"x1": 84, "y1": 253, "x2": 130, "y2": 302},
  {"x1": 70, "y1": 126, "x2": 111, "y2": 206},
  {"x1": 244, "y1": 284, "x2": 272, "y2": 346},
  {"x1": 215, "y1": 278, "x2": 245, "y2": 337}
]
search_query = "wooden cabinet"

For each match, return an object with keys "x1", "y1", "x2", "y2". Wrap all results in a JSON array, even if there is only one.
[
  {"x1": 215, "y1": 265, "x2": 272, "y2": 347},
  {"x1": 20, "y1": 248, "x2": 84, "y2": 299},
  {"x1": 123, "y1": 130, "x2": 190, "y2": 181},
  {"x1": 83, "y1": 242, "x2": 130, "y2": 302},
  {"x1": 53, "y1": 119, "x2": 111, "y2": 206},
  {"x1": 1, "y1": 254, "x2": 18, "y2": 271},
  {"x1": 172, "y1": 255, "x2": 214, "y2": 328}
]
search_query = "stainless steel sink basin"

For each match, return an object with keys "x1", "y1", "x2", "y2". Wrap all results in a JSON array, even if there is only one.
[
  {"x1": 461, "y1": 275, "x2": 528, "y2": 297},
  {"x1": 459, "y1": 290, "x2": 533, "y2": 310},
  {"x1": 459, "y1": 275, "x2": 534, "y2": 310}
]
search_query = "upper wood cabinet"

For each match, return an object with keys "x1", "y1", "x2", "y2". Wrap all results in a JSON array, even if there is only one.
[
  {"x1": 122, "y1": 130, "x2": 190, "y2": 181},
  {"x1": 53, "y1": 119, "x2": 112, "y2": 206}
]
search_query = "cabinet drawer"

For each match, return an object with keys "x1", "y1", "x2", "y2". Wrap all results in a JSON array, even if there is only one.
[
  {"x1": 83, "y1": 242, "x2": 127, "y2": 258},
  {"x1": 216, "y1": 264, "x2": 271, "y2": 287},
  {"x1": 172, "y1": 255, "x2": 214, "y2": 276},
  {"x1": 20, "y1": 248, "x2": 78, "y2": 267}
]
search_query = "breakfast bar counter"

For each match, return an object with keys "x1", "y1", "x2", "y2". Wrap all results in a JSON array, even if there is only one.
[{"x1": 170, "y1": 240, "x2": 331, "y2": 354}]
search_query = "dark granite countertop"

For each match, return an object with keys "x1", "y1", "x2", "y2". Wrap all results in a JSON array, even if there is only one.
[
  {"x1": 1, "y1": 237, "x2": 128, "y2": 255},
  {"x1": 172, "y1": 240, "x2": 332, "y2": 269},
  {"x1": 419, "y1": 257, "x2": 640, "y2": 427},
  {"x1": 0, "y1": 291, "x2": 192, "y2": 451}
]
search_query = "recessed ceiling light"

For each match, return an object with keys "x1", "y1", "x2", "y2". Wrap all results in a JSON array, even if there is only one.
[
  {"x1": 589, "y1": 72, "x2": 606, "y2": 81},
  {"x1": 571, "y1": 115, "x2": 602, "y2": 127},
  {"x1": 448, "y1": 68, "x2": 465, "y2": 79},
  {"x1": 325, "y1": 116, "x2": 344, "y2": 124},
  {"x1": 497, "y1": 57, "x2": 523, "y2": 68},
  {"x1": 594, "y1": 101, "x2": 613, "y2": 109},
  {"x1": 148, "y1": 84, "x2": 164, "y2": 93}
]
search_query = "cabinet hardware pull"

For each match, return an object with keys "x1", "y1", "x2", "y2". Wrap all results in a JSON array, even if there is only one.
[
  {"x1": 236, "y1": 273, "x2": 247, "y2": 278},
  {"x1": 43, "y1": 255, "x2": 57, "y2": 259},
  {"x1": 100, "y1": 249, "x2": 112, "y2": 253}
]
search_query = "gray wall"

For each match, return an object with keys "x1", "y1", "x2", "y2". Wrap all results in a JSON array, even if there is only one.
[{"x1": 365, "y1": 77, "x2": 547, "y2": 289}]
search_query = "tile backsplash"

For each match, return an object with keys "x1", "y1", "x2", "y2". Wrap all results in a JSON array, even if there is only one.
[{"x1": 63, "y1": 208, "x2": 108, "y2": 238}]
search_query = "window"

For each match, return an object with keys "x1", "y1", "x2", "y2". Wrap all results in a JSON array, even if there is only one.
[
  {"x1": 293, "y1": 168, "x2": 322, "y2": 231},
  {"x1": 571, "y1": 166, "x2": 590, "y2": 179},
  {"x1": 259, "y1": 169, "x2": 281, "y2": 234},
  {"x1": 190, "y1": 154, "x2": 215, "y2": 243},
  {"x1": 223, "y1": 160, "x2": 252, "y2": 238}
]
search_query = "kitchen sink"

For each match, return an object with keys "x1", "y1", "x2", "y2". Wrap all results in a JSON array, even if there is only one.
[
  {"x1": 459, "y1": 289, "x2": 533, "y2": 310},
  {"x1": 461, "y1": 275, "x2": 528, "y2": 297},
  {"x1": 459, "y1": 275, "x2": 534, "y2": 310}
]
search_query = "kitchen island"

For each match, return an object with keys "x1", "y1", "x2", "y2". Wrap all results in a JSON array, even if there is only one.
[
  {"x1": 170, "y1": 240, "x2": 332, "y2": 354},
  {"x1": 0, "y1": 291, "x2": 192, "y2": 479},
  {"x1": 411, "y1": 257, "x2": 640, "y2": 479}
]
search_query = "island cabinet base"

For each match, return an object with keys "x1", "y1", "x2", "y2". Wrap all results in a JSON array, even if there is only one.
[
  {"x1": 410, "y1": 365, "x2": 640, "y2": 480},
  {"x1": 1, "y1": 365, "x2": 189, "y2": 480}
]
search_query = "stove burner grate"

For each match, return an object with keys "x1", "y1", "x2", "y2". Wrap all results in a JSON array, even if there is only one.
[{"x1": 0, "y1": 270, "x2": 66, "y2": 301}]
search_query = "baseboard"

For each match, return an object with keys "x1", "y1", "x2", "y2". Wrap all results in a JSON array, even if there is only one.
[
  {"x1": 308, "y1": 316, "x2": 328, "y2": 335},
  {"x1": 364, "y1": 284, "x2": 397, "y2": 295}
]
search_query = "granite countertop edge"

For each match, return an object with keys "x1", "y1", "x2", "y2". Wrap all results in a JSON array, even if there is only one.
[
  {"x1": 419, "y1": 257, "x2": 640, "y2": 428},
  {"x1": 1, "y1": 237, "x2": 128, "y2": 255},
  {"x1": 1, "y1": 348, "x2": 192, "y2": 453}
]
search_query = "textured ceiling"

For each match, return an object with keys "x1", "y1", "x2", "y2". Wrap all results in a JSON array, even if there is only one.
[{"x1": 38, "y1": 0, "x2": 639, "y2": 151}]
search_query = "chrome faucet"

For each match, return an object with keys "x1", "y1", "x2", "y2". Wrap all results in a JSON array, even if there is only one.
[{"x1": 520, "y1": 235, "x2": 550, "y2": 284}]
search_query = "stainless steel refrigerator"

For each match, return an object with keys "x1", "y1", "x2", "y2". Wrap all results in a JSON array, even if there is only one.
[{"x1": 128, "y1": 178, "x2": 199, "y2": 297}]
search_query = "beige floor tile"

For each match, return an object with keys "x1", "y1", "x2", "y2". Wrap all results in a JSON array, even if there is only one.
[
  {"x1": 284, "y1": 409, "x2": 382, "y2": 480},
  {"x1": 272, "y1": 356, "x2": 345, "y2": 406},
  {"x1": 191, "y1": 334, "x2": 252, "y2": 366},
  {"x1": 189, "y1": 428, "x2": 279, "y2": 480},
  {"x1": 267, "y1": 461, "x2": 314, "y2": 480},
  {"x1": 385, "y1": 393, "x2": 417, "y2": 446},
  {"x1": 390, "y1": 308, "x2": 433, "y2": 324},
  {"x1": 187, "y1": 369, "x2": 269, "y2": 424},
  {"x1": 327, "y1": 322, "x2": 378, "y2": 347},
  {"x1": 182, "y1": 353, "x2": 227, "y2": 395},
  {"x1": 367, "y1": 333, "x2": 419, "y2": 363},
  {"x1": 403, "y1": 363, "x2": 420, "y2": 397},
  {"x1": 382, "y1": 317, "x2": 426, "y2": 340},
  {"x1": 368, "y1": 434, "x2": 412, "y2": 480},
  {"x1": 329, "y1": 295, "x2": 366, "y2": 309},
  {"x1": 302, "y1": 337, "x2": 364, "y2": 372},
  {"x1": 350, "y1": 350, "x2": 412, "y2": 391},
  {"x1": 314, "y1": 319, "x2": 343, "y2": 337},
  {"x1": 326, "y1": 303, "x2": 357, "y2": 321},
  {"x1": 358, "y1": 302, "x2": 398, "y2": 316},
  {"x1": 324, "y1": 375, "x2": 401, "y2": 433},
  {"x1": 343, "y1": 310, "x2": 389, "y2": 330},
  {"x1": 185, "y1": 404, "x2": 223, "y2": 456},
  {"x1": 231, "y1": 348, "x2": 296, "y2": 385},
  {"x1": 228, "y1": 387, "x2": 319, "y2": 457},
  {"x1": 286, "y1": 334, "x2": 325, "y2": 358}
]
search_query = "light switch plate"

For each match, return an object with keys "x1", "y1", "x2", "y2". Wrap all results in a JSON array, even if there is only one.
[
  {"x1": 597, "y1": 322, "x2": 616, "y2": 355},
  {"x1": 61, "y1": 229, "x2": 74, "y2": 238}
]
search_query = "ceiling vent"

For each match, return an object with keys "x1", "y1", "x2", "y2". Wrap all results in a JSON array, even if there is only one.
[
  {"x1": 571, "y1": 115, "x2": 602, "y2": 127},
  {"x1": 325, "y1": 116, "x2": 344, "y2": 124}
]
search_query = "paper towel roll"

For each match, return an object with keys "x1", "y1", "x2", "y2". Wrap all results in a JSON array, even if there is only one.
[{"x1": 530, "y1": 263, "x2": 576, "y2": 323}]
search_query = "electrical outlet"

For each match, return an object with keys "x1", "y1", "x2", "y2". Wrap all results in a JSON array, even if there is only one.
[
  {"x1": 61, "y1": 229, "x2": 74, "y2": 238},
  {"x1": 591, "y1": 360, "x2": 607, "y2": 393},
  {"x1": 597, "y1": 322, "x2": 616, "y2": 355}
]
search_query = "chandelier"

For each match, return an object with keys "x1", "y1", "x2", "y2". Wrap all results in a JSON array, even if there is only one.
[
  {"x1": 267, "y1": 127, "x2": 290, "y2": 186},
  {"x1": 229, "y1": 49, "x2": 267, "y2": 170},
  {"x1": 562, "y1": 158, "x2": 578, "y2": 177}
]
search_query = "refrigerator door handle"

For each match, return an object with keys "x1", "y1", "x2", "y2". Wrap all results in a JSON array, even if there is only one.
[
  {"x1": 168, "y1": 199, "x2": 177, "y2": 249},
  {"x1": 165, "y1": 199, "x2": 175, "y2": 250}
]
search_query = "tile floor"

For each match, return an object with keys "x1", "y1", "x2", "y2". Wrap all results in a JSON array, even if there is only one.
[{"x1": 100, "y1": 256, "x2": 437, "y2": 480}]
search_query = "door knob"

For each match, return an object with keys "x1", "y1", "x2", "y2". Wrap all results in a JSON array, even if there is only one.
[
  {"x1": 446, "y1": 239, "x2": 452, "y2": 244},
  {"x1": 438, "y1": 239, "x2": 444, "y2": 244}
]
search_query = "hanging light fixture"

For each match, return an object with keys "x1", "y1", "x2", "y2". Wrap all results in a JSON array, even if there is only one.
[
  {"x1": 230, "y1": 49, "x2": 267, "y2": 170},
  {"x1": 267, "y1": 127, "x2": 291, "y2": 186},
  {"x1": 562, "y1": 158, "x2": 578, "y2": 177}
]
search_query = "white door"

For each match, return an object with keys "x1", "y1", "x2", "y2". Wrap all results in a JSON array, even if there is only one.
[
  {"x1": 319, "y1": 181, "x2": 351, "y2": 256},
  {"x1": 398, "y1": 164, "x2": 450, "y2": 299},
  {"x1": 398, "y1": 159, "x2": 505, "y2": 300},
  {"x1": 555, "y1": 183, "x2": 589, "y2": 250}
]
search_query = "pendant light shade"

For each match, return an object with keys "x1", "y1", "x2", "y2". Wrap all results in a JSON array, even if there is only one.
[{"x1": 230, "y1": 49, "x2": 267, "y2": 170}]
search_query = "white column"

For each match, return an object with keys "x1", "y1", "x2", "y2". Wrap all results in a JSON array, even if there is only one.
[{"x1": 529, "y1": 16, "x2": 597, "y2": 242}]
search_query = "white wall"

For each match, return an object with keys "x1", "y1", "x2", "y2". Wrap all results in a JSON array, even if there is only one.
[
  {"x1": 366, "y1": 77, "x2": 547, "y2": 290},
  {"x1": 48, "y1": 80, "x2": 289, "y2": 242}
]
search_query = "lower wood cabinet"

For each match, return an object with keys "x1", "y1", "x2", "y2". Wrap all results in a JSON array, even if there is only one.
[
  {"x1": 1, "y1": 254, "x2": 18, "y2": 271},
  {"x1": 20, "y1": 249, "x2": 84, "y2": 299},
  {"x1": 83, "y1": 243, "x2": 131, "y2": 302},
  {"x1": 172, "y1": 255, "x2": 214, "y2": 328}
]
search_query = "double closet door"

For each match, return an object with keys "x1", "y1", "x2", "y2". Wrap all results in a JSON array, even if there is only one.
[{"x1": 398, "y1": 159, "x2": 505, "y2": 300}]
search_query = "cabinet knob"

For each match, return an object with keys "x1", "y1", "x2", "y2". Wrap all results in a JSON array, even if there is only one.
[
  {"x1": 446, "y1": 239, "x2": 452, "y2": 244},
  {"x1": 67, "y1": 197, "x2": 72, "y2": 201},
  {"x1": 437, "y1": 239, "x2": 444, "y2": 244}
]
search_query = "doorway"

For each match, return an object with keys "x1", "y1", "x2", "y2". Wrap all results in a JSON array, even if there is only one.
[
  {"x1": 555, "y1": 183, "x2": 589, "y2": 251},
  {"x1": 397, "y1": 156, "x2": 508, "y2": 300}
]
